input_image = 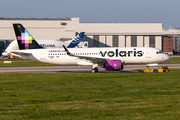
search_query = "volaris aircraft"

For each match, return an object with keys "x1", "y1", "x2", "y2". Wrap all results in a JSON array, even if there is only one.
[{"x1": 11, "y1": 24, "x2": 170, "y2": 73}]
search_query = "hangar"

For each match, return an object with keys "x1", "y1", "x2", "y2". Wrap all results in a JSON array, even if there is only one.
[{"x1": 0, "y1": 17, "x2": 163, "y2": 55}]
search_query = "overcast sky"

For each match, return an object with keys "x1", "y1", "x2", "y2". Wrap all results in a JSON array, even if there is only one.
[{"x1": 0, "y1": 0, "x2": 179, "y2": 29}]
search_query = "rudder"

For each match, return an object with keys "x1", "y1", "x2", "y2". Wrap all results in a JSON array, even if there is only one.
[
  {"x1": 67, "y1": 32, "x2": 85, "y2": 48},
  {"x1": 13, "y1": 24, "x2": 43, "y2": 50}
]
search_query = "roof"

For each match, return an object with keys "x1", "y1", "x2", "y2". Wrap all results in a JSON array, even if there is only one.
[{"x1": 0, "y1": 17, "x2": 71, "y2": 21}]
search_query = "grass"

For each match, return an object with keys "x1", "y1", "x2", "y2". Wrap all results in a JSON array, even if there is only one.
[
  {"x1": 169, "y1": 68, "x2": 180, "y2": 71},
  {"x1": 0, "y1": 58, "x2": 26, "y2": 61},
  {"x1": 163, "y1": 57, "x2": 180, "y2": 64},
  {"x1": 0, "y1": 61, "x2": 59, "y2": 67},
  {"x1": 0, "y1": 73, "x2": 180, "y2": 119}
]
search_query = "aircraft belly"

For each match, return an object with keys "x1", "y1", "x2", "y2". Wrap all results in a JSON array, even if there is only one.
[
  {"x1": 58, "y1": 57, "x2": 78, "y2": 65},
  {"x1": 123, "y1": 57, "x2": 158, "y2": 65},
  {"x1": 33, "y1": 52, "x2": 44, "y2": 62},
  {"x1": 123, "y1": 57, "x2": 144, "y2": 64},
  {"x1": 46, "y1": 56, "x2": 79, "y2": 65}
]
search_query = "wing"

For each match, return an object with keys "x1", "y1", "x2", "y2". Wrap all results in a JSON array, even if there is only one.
[{"x1": 63, "y1": 45, "x2": 108, "y2": 64}]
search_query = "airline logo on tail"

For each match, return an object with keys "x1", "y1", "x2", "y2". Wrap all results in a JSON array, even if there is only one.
[
  {"x1": 13, "y1": 24, "x2": 84, "y2": 49},
  {"x1": 13, "y1": 24, "x2": 43, "y2": 50},
  {"x1": 67, "y1": 32, "x2": 85, "y2": 48},
  {"x1": 17, "y1": 29, "x2": 35, "y2": 48}
]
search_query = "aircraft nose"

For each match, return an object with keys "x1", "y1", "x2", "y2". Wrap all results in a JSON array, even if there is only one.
[{"x1": 164, "y1": 54, "x2": 170, "y2": 62}]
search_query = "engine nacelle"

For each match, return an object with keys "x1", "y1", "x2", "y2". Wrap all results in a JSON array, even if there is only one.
[{"x1": 105, "y1": 60, "x2": 121, "y2": 71}]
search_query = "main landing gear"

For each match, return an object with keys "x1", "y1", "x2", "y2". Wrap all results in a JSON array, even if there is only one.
[
  {"x1": 91, "y1": 64, "x2": 98, "y2": 73},
  {"x1": 91, "y1": 67, "x2": 98, "y2": 73}
]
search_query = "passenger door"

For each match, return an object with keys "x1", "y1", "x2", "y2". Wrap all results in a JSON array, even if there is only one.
[
  {"x1": 40, "y1": 50, "x2": 46, "y2": 60},
  {"x1": 146, "y1": 49, "x2": 151, "y2": 58}
]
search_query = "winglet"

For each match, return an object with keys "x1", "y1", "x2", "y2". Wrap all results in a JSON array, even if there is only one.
[
  {"x1": 63, "y1": 45, "x2": 73, "y2": 56},
  {"x1": 63, "y1": 45, "x2": 70, "y2": 54}
]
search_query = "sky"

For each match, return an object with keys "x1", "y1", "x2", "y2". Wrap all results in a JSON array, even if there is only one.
[{"x1": 0, "y1": 0, "x2": 179, "y2": 29}]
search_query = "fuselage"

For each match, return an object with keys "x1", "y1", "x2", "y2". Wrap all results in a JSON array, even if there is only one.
[{"x1": 15, "y1": 47, "x2": 170, "y2": 66}]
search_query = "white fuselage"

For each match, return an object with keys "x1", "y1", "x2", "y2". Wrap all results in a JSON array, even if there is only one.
[{"x1": 14, "y1": 47, "x2": 170, "y2": 66}]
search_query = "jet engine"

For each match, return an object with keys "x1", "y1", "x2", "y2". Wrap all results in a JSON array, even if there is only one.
[{"x1": 104, "y1": 60, "x2": 121, "y2": 71}]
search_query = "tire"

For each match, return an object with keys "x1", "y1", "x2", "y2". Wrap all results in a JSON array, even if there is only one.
[
  {"x1": 91, "y1": 69, "x2": 95, "y2": 73},
  {"x1": 94, "y1": 67, "x2": 98, "y2": 73},
  {"x1": 91, "y1": 67, "x2": 98, "y2": 73},
  {"x1": 153, "y1": 69, "x2": 158, "y2": 73}
]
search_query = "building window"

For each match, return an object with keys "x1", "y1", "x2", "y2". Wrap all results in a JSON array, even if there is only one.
[
  {"x1": 169, "y1": 44, "x2": 171, "y2": 47},
  {"x1": 149, "y1": 36, "x2": 155, "y2": 48},
  {"x1": 93, "y1": 35, "x2": 99, "y2": 47},
  {"x1": 61, "y1": 22, "x2": 67, "y2": 26},
  {"x1": 169, "y1": 48, "x2": 171, "y2": 51},
  {"x1": 113, "y1": 35, "x2": 119, "y2": 47},
  {"x1": 169, "y1": 36, "x2": 171, "y2": 39},
  {"x1": 169, "y1": 40, "x2": 171, "y2": 43},
  {"x1": 131, "y1": 36, "x2": 137, "y2": 47}
]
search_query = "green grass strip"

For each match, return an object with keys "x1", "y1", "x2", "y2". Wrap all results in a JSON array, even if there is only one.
[
  {"x1": 0, "y1": 73, "x2": 180, "y2": 119},
  {"x1": 163, "y1": 57, "x2": 180, "y2": 64},
  {"x1": 0, "y1": 61, "x2": 59, "y2": 67}
]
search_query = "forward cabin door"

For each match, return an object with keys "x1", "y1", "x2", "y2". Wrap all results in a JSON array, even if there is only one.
[{"x1": 146, "y1": 48, "x2": 151, "y2": 58}]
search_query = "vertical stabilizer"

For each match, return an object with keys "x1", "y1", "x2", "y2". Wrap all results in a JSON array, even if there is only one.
[
  {"x1": 67, "y1": 32, "x2": 85, "y2": 48},
  {"x1": 13, "y1": 24, "x2": 43, "y2": 50}
]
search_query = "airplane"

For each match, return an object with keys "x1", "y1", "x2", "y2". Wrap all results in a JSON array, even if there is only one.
[
  {"x1": 11, "y1": 24, "x2": 170, "y2": 73},
  {"x1": 2, "y1": 23, "x2": 85, "y2": 58}
]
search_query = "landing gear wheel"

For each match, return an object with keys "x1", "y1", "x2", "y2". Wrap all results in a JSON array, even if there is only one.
[
  {"x1": 91, "y1": 69, "x2": 95, "y2": 73},
  {"x1": 153, "y1": 69, "x2": 158, "y2": 73},
  {"x1": 91, "y1": 67, "x2": 98, "y2": 73},
  {"x1": 94, "y1": 67, "x2": 98, "y2": 73}
]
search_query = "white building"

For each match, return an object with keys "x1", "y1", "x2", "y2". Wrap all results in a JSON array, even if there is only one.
[{"x1": 0, "y1": 17, "x2": 163, "y2": 54}]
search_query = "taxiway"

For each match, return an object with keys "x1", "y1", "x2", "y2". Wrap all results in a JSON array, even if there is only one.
[{"x1": 0, "y1": 64, "x2": 179, "y2": 73}]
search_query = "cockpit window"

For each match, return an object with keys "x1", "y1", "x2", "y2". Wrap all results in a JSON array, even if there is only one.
[{"x1": 156, "y1": 50, "x2": 164, "y2": 54}]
